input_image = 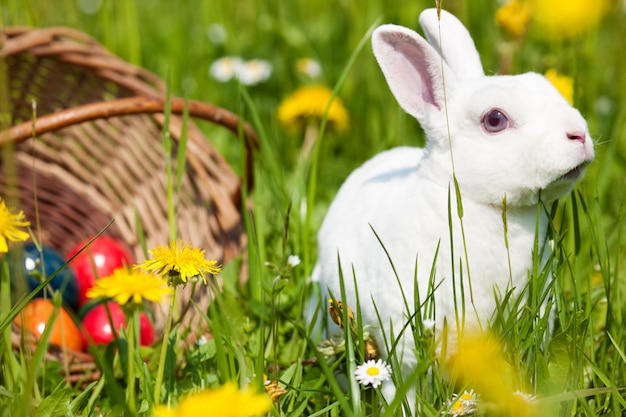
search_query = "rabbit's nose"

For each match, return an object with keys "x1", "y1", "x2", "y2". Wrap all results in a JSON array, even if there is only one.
[{"x1": 567, "y1": 132, "x2": 586, "y2": 143}]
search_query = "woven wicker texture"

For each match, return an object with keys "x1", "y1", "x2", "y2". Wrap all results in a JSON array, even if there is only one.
[{"x1": 1, "y1": 27, "x2": 257, "y2": 347}]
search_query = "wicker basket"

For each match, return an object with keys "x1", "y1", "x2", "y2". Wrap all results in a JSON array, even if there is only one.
[{"x1": 1, "y1": 26, "x2": 257, "y2": 380}]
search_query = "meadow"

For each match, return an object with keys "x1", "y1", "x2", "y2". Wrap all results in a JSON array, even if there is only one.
[{"x1": 1, "y1": 0, "x2": 626, "y2": 416}]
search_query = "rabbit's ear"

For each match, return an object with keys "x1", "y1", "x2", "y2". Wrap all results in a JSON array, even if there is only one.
[
  {"x1": 419, "y1": 8, "x2": 484, "y2": 81},
  {"x1": 372, "y1": 24, "x2": 455, "y2": 122}
]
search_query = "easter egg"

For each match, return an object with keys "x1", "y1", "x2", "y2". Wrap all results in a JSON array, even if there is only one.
[
  {"x1": 8, "y1": 243, "x2": 79, "y2": 310},
  {"x1": 81, "y1": 301, "x2": 155, "y2": 347},
  {"x1": 66, "y1": 236, "x2": 134, "y2": 307},
  {"x1": 14, "y1": 298, "x2": 83, "y2": 351}
]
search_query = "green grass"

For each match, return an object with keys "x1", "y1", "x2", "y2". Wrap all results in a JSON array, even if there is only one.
[{"x1": 2, "y1": 0, "x2": 626, "y2": 416}]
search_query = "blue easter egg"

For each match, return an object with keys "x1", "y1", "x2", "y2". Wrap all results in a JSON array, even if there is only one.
[{"x1": 9, "y1": 243, "x2": 79, "y2": 310}]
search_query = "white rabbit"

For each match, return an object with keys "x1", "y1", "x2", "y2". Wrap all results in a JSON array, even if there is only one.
[{"x1": 310, "y1": 7, "x2": 594, "y2": 407}]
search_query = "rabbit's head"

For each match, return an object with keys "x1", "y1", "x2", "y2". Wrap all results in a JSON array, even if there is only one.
[{"x1": 372, "y1": 9, "x2": 595, "y2": 207}]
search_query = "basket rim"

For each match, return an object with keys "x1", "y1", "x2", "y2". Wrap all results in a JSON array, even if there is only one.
[
  {"x1": 0, "y1": 96, "x2": 259, "y2": 193},
  {"x1": 1, "y1": 25, "x2": 165, "y2": 94}
]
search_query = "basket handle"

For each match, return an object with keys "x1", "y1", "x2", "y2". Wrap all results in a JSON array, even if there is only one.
[{"x1": 0, "y1": 96, "x2": 258, "y2": 195}]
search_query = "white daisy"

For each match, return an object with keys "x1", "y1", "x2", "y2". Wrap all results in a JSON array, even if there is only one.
[
  {"x1": 296, "y1": 57, "x2": 322, "y2": 78},
  {"x1": 354, "y1": 359, "x2": 392, "y2": 388},
  {"x1": 443, "y1": 389, "x2": 479, "y2": 416},
  {"x1": 237, "y1": 59, "x2": 272, "y2": 86},
  {"x1": 209, "y1": 56, "x2": 244, "y2": 82},
  {"x1": 513, "y1": 390, "x2": 537, "y2": 403}
]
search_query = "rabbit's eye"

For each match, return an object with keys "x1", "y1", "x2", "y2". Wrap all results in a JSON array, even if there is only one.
[{"x1": 481, "y1": 109, "x2": 509, "y2": 133}]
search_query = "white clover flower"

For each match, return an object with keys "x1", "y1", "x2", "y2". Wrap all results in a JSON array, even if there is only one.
[
  {"x1": 287, "y1": 255, "x2": 301, "y2": 268},
  {"x1": 209, "y1": 56, "x2": 244, "y2": 82},
  {"x1": 296, "y1": 57, "x2": 322, "y2": 78},
  {"x1": 443, "y1": 389, "x2": 479, "y2": 416},
  {"x1": 354, "y1": 359, "x2": 392, "y2": 388},
  {"x1": 237, "y1": 59, "x2": 272, "y2": 86}
]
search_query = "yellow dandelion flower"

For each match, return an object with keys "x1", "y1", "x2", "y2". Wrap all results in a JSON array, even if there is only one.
[
  {"x1": 277, "y1": 85, "x2": 349, "y2": 133},
  {"x1": 510, "y1": 391, "x2": 539, "y2": 417},
  {"x1": 86, "y1": 268, "x2": 171, "y2": 306},
  {"x1": 529, "y1": 0, "x2": 610, "y2": 41},
  {"x1": 495, "y1": 0, "x2": 531, "y2": 38},
  {"x1": 153, "y1": 382, "x2": 271, "y2": 417},
  {"x1": 447, "y1": 332, "x2": 513, "y2": 401},
  {"x1": 0, "y1": 199, "x2": 30, "y2": 253},
  {"x1": 446, "y1": 331, "x2": 538, "y2": 417},
  {"x1": 544, "y1": 69, "x2": 574, "y2": 105},
  {"x1": 153, "y1": 407, "x2": 174, "y2": 417},
  {"x1": 135, "y1": 240, "x2": 221, "y2": 286}
]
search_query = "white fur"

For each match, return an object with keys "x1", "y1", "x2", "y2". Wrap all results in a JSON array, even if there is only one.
[
  {"x1": 310, "y1": 7, "x2": 594, "y2": 407},
  {"x1": 419, "y1": 8, "x2": 484, "y2": 81}
]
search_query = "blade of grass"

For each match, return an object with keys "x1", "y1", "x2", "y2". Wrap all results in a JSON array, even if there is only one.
[{"x1": 294, "y1": 324, "x2": 355, "y2": 417}]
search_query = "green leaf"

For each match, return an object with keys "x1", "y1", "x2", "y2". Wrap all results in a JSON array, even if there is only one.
[
  {"x1": 544, "y1": 331, "x2": 571, "y2": 394},
  {"x1": 70, "y1": 381, "x2": 98, "y2": 415},
  {"x1": 189, "y1": 337, "x2": 217, "y2": 362},
  {"x1": 453, "y1": 174, "x2": 463, "y2": 218},
  {"x1": 32, "y1": 387, "x2": 72, "y2": 417}
]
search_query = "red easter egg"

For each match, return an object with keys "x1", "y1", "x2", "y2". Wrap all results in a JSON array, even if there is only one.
[
  {"x1": 67, "y1": 236, "x2": 134, "y2": 307},
  {"x1": 81, "y1": 302, "x2": 155, "y2": 347},
  {"x1": 14, "y1": 298, "x2": 83, "y2": 351}
]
